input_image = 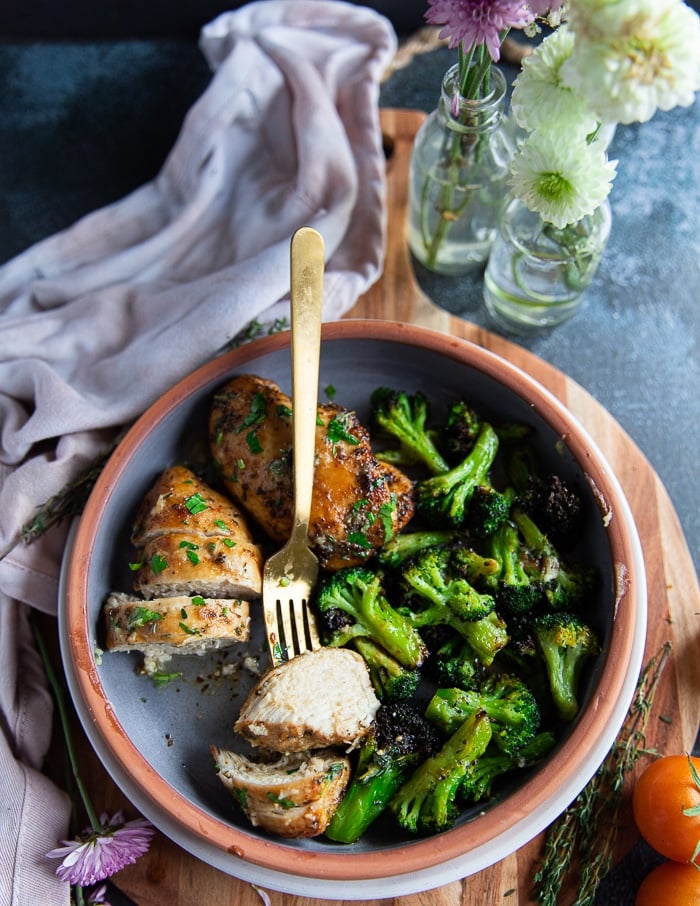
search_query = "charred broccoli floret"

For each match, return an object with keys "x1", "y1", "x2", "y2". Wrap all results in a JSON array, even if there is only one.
[
  {"x1": 485, "y1": 517, "x2": 544, "y2": 615},
  {"x1": 443, "y1": 400, "x2": 483, "y2": 461},
  {"x1": 399, "y1": 545, "x2": 498, "y2": 625},
  {"x1": 466, "y1": 484, "x2": 511, "y2": 537},
  {"x1": 511, "y1": 507, "x2": 595, "y2": 611},
  {"x1": 532, "y1": 612, "x2": 600, "y2": 721},
  {"x1": 389, "y1": 710, "x2": 493, "y2": 835},
  {"x1": 325, "y1": 701, "x2": 441, "y2": 843},
  {"x1": 353, "y1": 637, "x2": 421, "y2": 700},
  {"x1": 315, "y1": 566, "x2": 427, "y2": 668},
  {"x1": 370, "y1": 387, "x2": 449, "y2": 474},
  {"x1": 425, "y1": 674, "x2": 541, "y2": 756},
  {"x1": 377, "y1": 529, "x2": 460, "y2": 567},
  {"x1": 431, "y1": 635, "x2": 485, "y2": 691},
  {"x1": 459, "y1": 731, "x2": 557, "y2": 803},
  {"x1": 415, "y1": 422, "x2": 500, "y2": 528}
]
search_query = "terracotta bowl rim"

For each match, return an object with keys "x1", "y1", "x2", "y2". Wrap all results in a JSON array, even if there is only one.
[{"x1": 64, "y1": 319, "x2": 645, "y2": 882}]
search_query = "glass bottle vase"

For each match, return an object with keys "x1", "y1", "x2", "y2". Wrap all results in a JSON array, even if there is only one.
[
  {"x1": 407, "y1": 63, "x2": 514, "y2": 276},
  {"x1": 483, "y1": 196, "x2": 612, "y2": 331}
]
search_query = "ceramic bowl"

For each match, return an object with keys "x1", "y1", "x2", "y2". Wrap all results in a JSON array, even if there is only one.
[{"x1": 60, "y1": 320, "x2": 646, "y2": 899}]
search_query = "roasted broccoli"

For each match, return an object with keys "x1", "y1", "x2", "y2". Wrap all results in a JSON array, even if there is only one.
[
  {"x1": 485, "y1": 516, "x2": 544, "y2": 615},
  {"x1": 370, "y1": 387, "x2": 449, "y2": 474},
  {"x1": 399, "y1": 545, "x2": 497, "y2": 625},
  {"x1": 315, "y1": 566, "x2": 427, "y2": 668},
  {"x1": 353, "y1": 637, "x2": 421, "y2": 700},
  {"x1": 325, "y1": 701, "x2": 441, "y2": 843},
  {"x1": 442, "y1": 400, "x2": 483, "y2": 461},
  {"x1": 415, "y1": 421, "x2": 500, "y2": 528},
  {"x1": 459, "y1": 731, "x2": 557, "y2": 803},
  {"x1": 425, "y1": 674, "x2": 541, "y2": 756},
  {"x1": 511, "y1": 506, "x2": 595, "y2": 610},
  {"x1": 532, "y1": 612, "x2": 600, "y2": 721},
  {"x1": 431, "y1": 634, "x2": 485, "y2": 691},
  {"x1": 377, "y1": 529, "x2": 460, "y2": 567},
  {"x1": 466, "y1": 484, "x2": 511, "y2": 537},
  {"x1": 389, "y1": 710, "x2": 492, "y2": 835}
]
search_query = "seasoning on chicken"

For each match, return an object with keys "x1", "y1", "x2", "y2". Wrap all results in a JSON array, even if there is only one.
[
  {"x1": 211, "y1": 746, "x2": 351, "y2": 838},
  {"x1": 130, "y1": 464, "x2": 263, "y2": 599},
  {"x1": 208, "y1": 374, "x2": 415, "y2": 570},
  {"x1": 235, "y1": 647, "x2": 380, "y2": 752},
  {"x1": 104, "y1": 593, "x2": 250, "y2": 673}
]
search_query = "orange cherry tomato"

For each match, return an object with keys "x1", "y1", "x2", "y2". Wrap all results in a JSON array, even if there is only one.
[
  {"x1": 636, "y1": 860, "x2": 700, "y2": 906},
  {"x1": 632, "y1": 755, "x2": 700, "y2": 864}
]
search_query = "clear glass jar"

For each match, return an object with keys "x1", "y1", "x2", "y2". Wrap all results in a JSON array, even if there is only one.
[
  {"x1": 483, "y1": 196, "x2": 612, "y2": 331},
  {"x1": 407, "y1": 63, "x2": 514, "y2": 276}
]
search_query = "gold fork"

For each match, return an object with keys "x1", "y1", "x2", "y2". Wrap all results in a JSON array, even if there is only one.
[{"x1": 262, "y1": 227, "x2": 324, "y2": 666}]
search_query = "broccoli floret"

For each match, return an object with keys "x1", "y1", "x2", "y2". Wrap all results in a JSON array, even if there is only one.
[
  {"x1": 511, "y1": 507, "x2": 595, "y2": 610},
  {"x1": 325, "y1": 701, "x2": 442, "y2": 843},
  {"x1": 353, "y1": 637, "x2": 420, "y2": 700},
  {"x1": 389, "y1": 710, "x2": 492, "y2": 835},
  {"x1": 431, "y1": 635, "x2": 485, "y2": 690},
  {"x1": 415, "y1": 422, "x2": 500, "y2": 528},
  {"x1": 370, "y1": 387, "x2": 449, "y2": 474},
  {"x1": 466, "y1": 484, "x2": 511, "y2": 537},
  {"x1": 532, "y1": 612, "x2": 600, "y2": 722},
  {"x1": 425, "y1": 674, "x2": 540, "y2": 756},
  {"x1": 377, "y1": 529, "x2": 460, "y2": 567},
  {"x1": 399, "y1": 545, "x2": 497, "y2": 625},
  {"x1": 315, "y1": 566, "x2": 427, "y2": 668},
  {"x1": 459, "y1": 611, "x2": 510, "y2": 667},
  {"x1": 519, "y1": 473, "x2": 584, "y2": 545},
  {"x1": 459, "y1": 731, "x2": 557, "y2": 804},
  {"x1": 443, "y1": 400, "x2": 483, "y2": 461},
  {"x1": 486, "y1": 517, "x2": 544, "y2": 615}
]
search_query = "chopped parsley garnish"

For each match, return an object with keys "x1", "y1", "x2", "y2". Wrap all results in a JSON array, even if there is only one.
[
  {"x1": 246, "y1": 430, "x2": 263, "y2": 454},
  {"x1": 152, "y1": 671, "x2": 181, "y2": 687},
  {"x1": 266, "y1": 792, "x2": 296, "y2": 809},
  {"x1": 276, "y1": 403, "x2": 292, "y2": 418},
  {"x1": 237, "y1": 392, "x2": 267, "y2": 433},
  {"x1": 178, "y1": 621, "x2": 201, "y2": 636},
  {"x1": 191, "y1": 596, "x2": 205, "y2": 606},
  {"x1": 185, "y1": 549, "x2": 200, "y2": 565},
  {"x1": 347, "y1": 531, "x2": 372, "y2": 548},
  {"x1": 379, "y1": 497, "x2": 397, "y2": 541},
  {"x1": 150, "y1": 553, "x2": 168, "y2": 574},
  {"x1": 222, "y1": 538, "x2": 236, "y2": 548},
  {"x1": 327, "y1": 414, "x2": 360, "y2": 446},
  {"x1": 185, "y1": 493, "x2": 209, "y2": 515},
  {"x1": 325, "y1": 384, "x2": 337, "y2": 399},
  {"x1": 127, "y1": 607, "x2": 164, "y2": 630},
  {"x1": 128, "y1": 561, "x2": 143, "y2": 572},
  {"x1": 214, "y1": 519, "x2": 230, "y2": 533}
]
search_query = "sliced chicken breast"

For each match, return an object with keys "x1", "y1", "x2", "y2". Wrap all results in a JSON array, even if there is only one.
[
  {"x1": 211, "y1": 746, "x2": 351, "y2": 838},
  {"x1": 235, "y1": 647, "x2": 380, "y2": 752}
]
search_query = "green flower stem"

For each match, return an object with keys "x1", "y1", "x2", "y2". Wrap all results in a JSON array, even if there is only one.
[{"x1": 31, "y1": 615, "x2": 103, "y2": 833}]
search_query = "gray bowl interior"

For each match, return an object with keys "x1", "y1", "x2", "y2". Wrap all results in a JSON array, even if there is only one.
[{"x1": 82, "y1": 335, "x2": 614, "y2": 855}]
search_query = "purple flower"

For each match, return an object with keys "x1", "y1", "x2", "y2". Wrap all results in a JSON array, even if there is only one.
[
  {"x1": 87, "y1": 885, "x2": 111, "y2": 905},
  {"x1": 46, "y1": 811, "x2": 155, "y2": 887},
  {"x1": 426, "y1": 0, "x2": 535, "y2": 60}
]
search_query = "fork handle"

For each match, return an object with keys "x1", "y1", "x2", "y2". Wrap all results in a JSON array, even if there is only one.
[{"x1": 289, "y1": 227, "x2": 325, "y2": 537}]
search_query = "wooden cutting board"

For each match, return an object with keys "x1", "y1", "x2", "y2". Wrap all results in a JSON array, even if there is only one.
[{"x1": 100, "y1": 109, "x2": 700, "y2": 906}]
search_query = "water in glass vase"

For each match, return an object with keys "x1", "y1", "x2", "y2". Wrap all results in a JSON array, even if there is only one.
[
  {"x1": 407, "y1": 64, "x2": 514, "y2": 276},
  {"x1": 484, "y1": 197, "x2": 612, "y2": 331}
]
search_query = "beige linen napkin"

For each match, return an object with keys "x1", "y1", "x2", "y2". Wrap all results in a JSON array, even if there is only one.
[{"x1": 0, "y1": 2, "x2": 396, "y2": 901}]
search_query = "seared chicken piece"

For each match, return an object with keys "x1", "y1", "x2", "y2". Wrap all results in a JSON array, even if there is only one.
[
  {"x1": 130, "y1": 465, "x2": 262, "y2": 599},
  {"x1": 104, "y1": 593, "x2": 250, "y2": 672},
  {"x1": 211, "y1": 746, "x2": 351, "y2": 838},
  {"x1": 235, "y1": 647, "x2": 379, "y2": 752},
  {"x1": 209, "y1": 374, "x2": 415, "y2": 569}
]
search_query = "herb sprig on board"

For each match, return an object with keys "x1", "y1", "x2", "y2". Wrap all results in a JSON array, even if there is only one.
[{"x1": 533, "y1": 641, "x2": 673, "y2": 906}]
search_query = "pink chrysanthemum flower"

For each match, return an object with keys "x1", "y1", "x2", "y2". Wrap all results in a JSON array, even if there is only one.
[
  {"x1": 426, "y1": 0, "x2": 536, "y2": 60},
  {"x1": 47, "y1": 811, "x2": 155, "y2": 887}
]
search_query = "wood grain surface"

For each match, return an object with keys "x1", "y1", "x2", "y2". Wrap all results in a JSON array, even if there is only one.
[{"x1": 98, "y1": 109, "x2": 700, "y2": 905}]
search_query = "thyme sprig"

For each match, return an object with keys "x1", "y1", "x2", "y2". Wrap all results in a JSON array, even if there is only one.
[{"x1": 534, "y1": 640, "x2": 673, "y2": 906}]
